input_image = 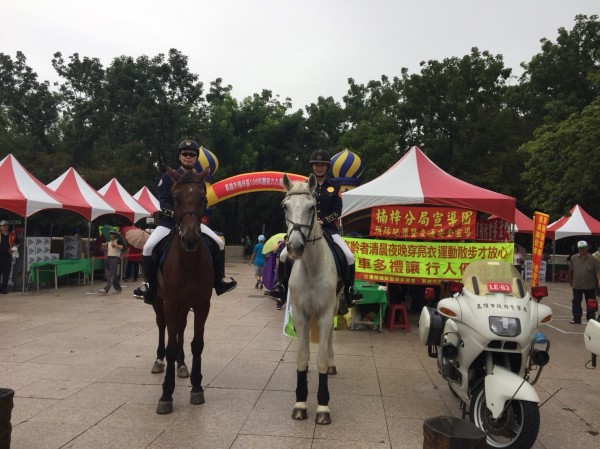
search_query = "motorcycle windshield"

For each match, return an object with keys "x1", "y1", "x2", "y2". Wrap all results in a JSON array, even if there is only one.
[{"x1": 461, "y1": 260, "x2": 526, "y2": 299}]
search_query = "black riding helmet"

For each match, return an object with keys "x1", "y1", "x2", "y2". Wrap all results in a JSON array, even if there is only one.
[
  {"x1": 309, "y1": 149, "x2": 331, "y2": 165},
  {"x1": 178, "y1": 140, "x2": 200, "y2": 156}
]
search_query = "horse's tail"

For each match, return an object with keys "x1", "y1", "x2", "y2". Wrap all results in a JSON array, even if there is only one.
[{"x1": 310, "y1": 317, "x2": 319, "y2": 344}]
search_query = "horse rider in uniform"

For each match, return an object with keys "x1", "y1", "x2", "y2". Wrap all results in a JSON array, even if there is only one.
[
  {"x1": 134, "y1": 140, "x2": 237, "y2": 303},
  {"x1": 277, "y1": 149, "x2": 362, "y2": 313}
]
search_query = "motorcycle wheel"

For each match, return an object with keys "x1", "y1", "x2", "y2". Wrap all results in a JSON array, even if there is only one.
[{"x1": 469, "y1": 384, "x2": 539, "y2": 449}]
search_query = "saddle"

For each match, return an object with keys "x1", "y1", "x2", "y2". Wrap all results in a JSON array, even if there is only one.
[
  {"x1": 322, "y1": 230, "x2": 349, "y2": 296},
  {"x1": 152, "y1": 230, "x2": 215, "y2": 268}
]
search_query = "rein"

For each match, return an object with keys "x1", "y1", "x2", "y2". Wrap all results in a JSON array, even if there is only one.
[
  {"x1": 283, "y1": 190, "x2": 323, "y2": 246},
  {"x1": 172, "y1": 179, "x2": 207, "y2": 234}
]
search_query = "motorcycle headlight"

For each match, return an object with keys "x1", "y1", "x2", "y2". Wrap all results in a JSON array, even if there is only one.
[{"x1": 489, "y1": 316, "x2": 521, "y2": 337}]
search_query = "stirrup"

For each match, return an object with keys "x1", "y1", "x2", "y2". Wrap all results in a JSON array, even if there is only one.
[
  {"x1": 133, "y1": 282, "x2": 148, "y2": 299},
  {"x1": 215, "y1": 277, "x2": 237, "y2": 296},
  {"x1": 270, "y1": 285, "x2": 286, "y2": 300},
  {"x1": 349, "y1": 287, "x2": 363, "y2": 302}
]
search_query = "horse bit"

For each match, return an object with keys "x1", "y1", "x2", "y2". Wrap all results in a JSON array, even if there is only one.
[{"x1": 174, "y1": 184, "x2": 207, "y2": 236}]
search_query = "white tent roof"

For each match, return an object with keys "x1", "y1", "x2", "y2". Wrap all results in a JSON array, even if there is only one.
[
  {"x1": 0, "y1": 154, "x2": 65, "y2": 217},
  {"x1": 47, "y1": 167, "x2": 116, "y2": 221},
  {"x1": 98, "y1": 179, "x2": 151, "y2": 224},
  {"x1": 341, "y1": 146, "x2": 516, "y2": 222}
]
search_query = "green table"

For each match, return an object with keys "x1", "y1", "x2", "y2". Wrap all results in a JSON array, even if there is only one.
[
  {"x1": 351, "y1": 281, "x2": 388, "y2": 332},
  {"x1": 29, "y1": 258, "x2": 105, "y2": 290}
]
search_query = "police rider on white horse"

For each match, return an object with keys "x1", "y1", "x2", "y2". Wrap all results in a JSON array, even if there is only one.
[{"x1": 279, "y1": 149, "x2": 362, "y2": 312}]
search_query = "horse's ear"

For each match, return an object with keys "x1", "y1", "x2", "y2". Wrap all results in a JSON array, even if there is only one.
[
  {"x1": 307, "y1": 174, "x2": 317, "y2": 193},
  {"x1": 166, "y1": 166, "x2": 181, "y2": 182},
  {"x1": 282, "y1": 174, "x2": 293, "y2": 192},
  {"x1": 198, "y1": 167, "x2": 210, "y2": 181}
]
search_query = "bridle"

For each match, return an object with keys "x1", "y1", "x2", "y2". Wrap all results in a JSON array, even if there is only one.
[
  {"x1": 283, "y1": 190, "x2": 322, "y2": 246},
  {"x1": 173, "y1": 180, "x2": 207, "y2": 235}
]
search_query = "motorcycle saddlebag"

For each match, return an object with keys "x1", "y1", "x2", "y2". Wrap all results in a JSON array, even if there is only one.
[{"x1": 418, "y1": 306, "x2": 446, "y2": 346}]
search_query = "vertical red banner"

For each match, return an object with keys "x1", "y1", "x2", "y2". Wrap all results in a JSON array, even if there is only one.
[{"x1": 531, "y1": 212, "x2": 550, "y2": 286}]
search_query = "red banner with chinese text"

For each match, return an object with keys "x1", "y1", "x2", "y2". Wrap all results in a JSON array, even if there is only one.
[
  {"x1": 530, "y1": 212, "x2": 549, "y2": 287},
  {"x1": 344, "y1": 237, "x2": 512, "y2": 285},
  {"x1": 369, "y1": 206, "x2": 476, "y2": 240},
  {"x1": 476, "y1": 218, "x2": 511, "y2": 241}
]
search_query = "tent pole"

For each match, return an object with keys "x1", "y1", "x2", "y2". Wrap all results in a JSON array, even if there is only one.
[
  {"x1": 552, "y1": 240, "x2": 556, "y2": 283},
  {"x1": 85, "y1": 222, "x2": 98, "y2": 295},
  {"x1": 21, "y1": 217, "x2": 28, "y2": 293},
  {"x1": 88, "y1": 221, "x2": 93, "y2": 293}
]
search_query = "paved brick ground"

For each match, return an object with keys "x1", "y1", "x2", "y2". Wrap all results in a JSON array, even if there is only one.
[{"x1": 1, "y1": 256, "x2": 598, "y2": 448}]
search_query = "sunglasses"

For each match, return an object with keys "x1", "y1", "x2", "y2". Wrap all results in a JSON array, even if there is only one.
[{"x1": 180, "y1": 151, "x2": 197, "y2": 158}]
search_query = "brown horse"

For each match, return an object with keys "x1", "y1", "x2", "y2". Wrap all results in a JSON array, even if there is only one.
[{"x1": 155, "y1": 166, "x2": 214, "y2": 414}]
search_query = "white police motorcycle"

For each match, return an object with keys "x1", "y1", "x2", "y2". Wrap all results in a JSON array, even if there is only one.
[
  {"x1": 584, "y1": 319, "x2": 600, "y2": 368},
  {"x1": 419, "y1": 260, "x2": 553, "y2": 448}
]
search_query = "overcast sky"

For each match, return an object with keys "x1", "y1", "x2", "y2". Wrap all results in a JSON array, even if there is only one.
[{"x1": 1, "y1": 0, "x2": 597, "y2": 110}]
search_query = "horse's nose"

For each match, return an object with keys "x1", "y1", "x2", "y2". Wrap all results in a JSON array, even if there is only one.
[{"x1": 287, "y1": 242, "x2": 304, "y2": 259}]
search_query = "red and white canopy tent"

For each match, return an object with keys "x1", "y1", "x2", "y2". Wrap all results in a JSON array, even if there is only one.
[
  {"x1": 133, "y1": 186, "x2": 160, "y2": 214},
  {"x1": 98, "y1": 179, "x2": 151, "y2": 224},
  {"x1": 47, "y1": 168, "x2": 116, "y2": 221},
  {"x1": 0, "y1": 154, "x2": 89, "y2": 217},
  {"x1": 546, "y1": 204, "x2": 600, "y2": 240},
  {"x1": 545, "y1": 204, "x2": 600, "y2": 280},
  {"x1": 341, "y1": 146, "x2": 516, "y2": 230},
  {"x1": 0, "y1": 155, "x2": 92, "y2": 291},
  {"x1": 47, "y1": 168, "x2": 119, "y2": 293}
]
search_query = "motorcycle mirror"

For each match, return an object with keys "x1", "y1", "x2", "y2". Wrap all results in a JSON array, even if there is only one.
[
  {"x1": 531, "y1": 285, "x2": 548, "y2": 300},
  {"x1": 447, "y1": 281, "x2": 463, "y2": 294}
]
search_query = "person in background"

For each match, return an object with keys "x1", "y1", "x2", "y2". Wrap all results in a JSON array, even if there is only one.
[
  {"x1": 98, "y1": 228, "x2": 123, "y2": 295},
  {"x1": 568, "y1": 240, "x2": 600, "y2": 324},
  {"x1": 133, "y1": 140, "x2": 237, "y2": 303},
  {"x1": 513, "y1": 244, "x2": 525, "y2": 275},
  {"x1": 0, "y1": 220, "x2": 16, "y2": 294},
  {"x1": 249, "y1": 234, "x2": 266, "y2": 289},
  {"x1": 123, "y1": 245, "x2": 141, "y2": 282},
  {"x1": 244, "y1": 235, "x2": 253, "y2": 259},
  {"x1": 271, "y1": 235, "x2": 289, "y2": 310}
]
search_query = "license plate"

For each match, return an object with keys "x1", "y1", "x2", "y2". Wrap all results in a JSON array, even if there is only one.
[{"x1": 487, "y1": 282, "x2": 512, "y2": 293}]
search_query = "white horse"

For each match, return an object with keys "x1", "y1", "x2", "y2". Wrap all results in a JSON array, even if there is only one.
[{"x1": 282, "y1": 173, "x2": 342, "y2": 425}]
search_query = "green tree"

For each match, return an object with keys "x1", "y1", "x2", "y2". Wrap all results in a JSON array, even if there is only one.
[
  {"x1": 401, "y1": 48, "x2": 525, "y2": 198},
  {"x1": 0, "y1": 51, "x2": 60, "y2": 160},
  {"x1": 520, "y1": 96, "x2": 600, "y2": 219},
  {"x1": 517, "y1": 15, "x2": 600, "y2": 128}
]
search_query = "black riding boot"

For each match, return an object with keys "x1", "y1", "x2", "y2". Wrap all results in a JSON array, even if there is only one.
[
  {"x1": 214, "y1": 249, "x2": 237, "y2": 295},
  {"x1": 133, "y1": 255, "x2": 156, "y2": 304},
  {"x1": 348, "y1": 264, "x2": 363, "y2": 302},
  {"x1": 272, "y1": 260, "x2": 291, "y2": 309}
]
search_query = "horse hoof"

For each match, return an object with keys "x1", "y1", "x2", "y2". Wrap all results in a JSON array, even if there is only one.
[
  {"x1": 177, "y1": 365, "x2": 189, "y2": 378},
  {"x1": 156, "y1": 400, "x2": 173, "y2": 414},
  {"x1": 292, "y1": 407, "x2": 308, "y2": 420},
  {"x1": 316, "y1": 411, "x2": 331, "y2": 425},
  {"x1": 151, "y1": 361, "x2": 165, "y2": 374},
  {"x1": 190, "y1": 391, "x2": 205, "y2": 405},
  {"x1": 327, "y1": 366, "x2": 337, "y2": 375}
]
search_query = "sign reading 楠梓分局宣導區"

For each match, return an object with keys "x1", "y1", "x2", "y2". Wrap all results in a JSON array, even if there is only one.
[
  {"x1": 344, "y1": 237, "x2": 513, "y2": 285},
  {"x1": 369, "y1": 205, "x2": 476, "y2": 240}
]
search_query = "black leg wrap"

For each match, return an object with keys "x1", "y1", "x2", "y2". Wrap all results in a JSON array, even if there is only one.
[
  {"x1": 317, "y1": 373, "x2": 330, "y2": 406},
  {"x1": 295, "y1": 369, "x2": 308, "y2": 403}
]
